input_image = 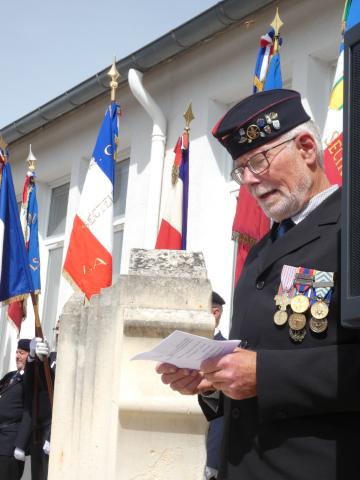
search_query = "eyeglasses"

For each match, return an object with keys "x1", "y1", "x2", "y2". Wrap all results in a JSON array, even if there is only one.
[
  {"x1": 52, "y1": 327, "x2": 60, "y2": 332},
  {"x1": 230, "y1": 136, "x2": 297, "y2": 185}
]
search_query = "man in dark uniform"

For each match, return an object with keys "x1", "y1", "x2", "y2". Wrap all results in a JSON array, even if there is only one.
[
  {"x1": 156, "y1": 90, "x2": 359, "y2": 479},
  {"x1": 0, "y1": 339, "x2": 33, "y2": 480},
  {"x1": 206, "y1": 292, "x2": 226, "y2": 480},
  {"x1": 27, "y1": 320, "x2": 58, "y2": 480}
]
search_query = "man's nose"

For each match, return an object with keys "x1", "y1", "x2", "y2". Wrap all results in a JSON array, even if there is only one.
[{"x1": 242, "y1": 166, "x2": 261, "y2": 186}]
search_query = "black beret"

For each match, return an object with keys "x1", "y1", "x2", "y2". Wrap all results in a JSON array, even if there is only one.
[
  {"x1": 212, "y1": 89, "x2": 311, "y2": 160},
  {"x1": 212, "y1": 291, "x2": 226, "y2": 306},
  {"x1": 17, "y1": 339, "x2": 31, "y2": 352}
]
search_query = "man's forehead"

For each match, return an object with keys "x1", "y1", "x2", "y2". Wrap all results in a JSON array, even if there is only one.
[{"x1": 16, "y1": 349, "x2": 28, "y2": 354}]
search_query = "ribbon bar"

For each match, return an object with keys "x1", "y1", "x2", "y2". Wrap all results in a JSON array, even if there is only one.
[
  {"x1": 295, "y1": 279, "x2": 313, "y2": 286},
  {"x1": 312, "y1": 281, "x2": 334, "y2": 288},
  {"x1": 295, "y1": 273, "x2": 315, "y2": 280}
]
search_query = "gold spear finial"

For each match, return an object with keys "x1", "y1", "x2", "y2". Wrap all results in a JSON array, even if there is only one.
[
  {"x1": 270, "y1": 8, "x2": 283, "y2": 55},
  {"x1": 183, "y1": 101, "x2": 195, "y2": 141},
  {"x1": 26, "y1": 144, "x2": 37, "y2": 173},
  {"x1": 0, "y1": 134, "x2": 8, "y2": 163},
  {"x1": 108, "y1": 55, "x2": 120, "y2": 103}
]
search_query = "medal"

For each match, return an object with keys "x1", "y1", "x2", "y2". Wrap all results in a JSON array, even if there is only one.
[
  {"x1": 309, "y1": 317, "x2": 328, "y2": 333},
  {"x1": 310, "y1": 301, "x2": 329, "y2": 319},
  {"x1": 274, "y1": 265, "x2": 297, "y2": 325},
  {"x1": 289, "y1": 313, "x2": 306, "y2": 330},
  {"x1": 274, "y1": 310, "x2": 288, "y2": 325},
  {"x1": 289, "y1": 327, "x2": 307, "y2": 342},
  {"x1": 291, "y1": 295, "x2": 309, "y2": 313},
  {"x1": 309, "y1": 270, "x2": 334, "y2": 333}
]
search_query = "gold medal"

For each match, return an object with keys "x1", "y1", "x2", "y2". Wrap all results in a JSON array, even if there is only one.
[
  {"x1": 310, "y1": 301, "x2": 329, "y2": 320},
  {"x1": 309, "y1": 317, "x2": 328, "y2": 333},
  {"x1": 291, "y1": 294, "x2": 310, "y2": 313},
  {"x1": 274, "y1": 310, "x2": 288, "y2": 325},
  {"x1": 289, "y1": 327, "x2": 306, "y2": 342},
  {"x1": 288, "y1": 313, "x2": 306, "y2": 331}
]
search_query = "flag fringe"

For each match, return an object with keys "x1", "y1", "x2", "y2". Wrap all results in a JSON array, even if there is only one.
[
  {"x1": 254, "y1": 75, "x2": 265, "y2": 92},
  {"x1": 62, "y1": 268, "x2": 90, "y2": 306},
  {"x1": 5, "y1": 311, "x2": 20, "y2": 339},
  {"x1": 231, "y1": 231, "x2": 258, "y2": 248},
  {"x1": 1, "y1": 293, "x2": 29, "y2": 308},
  {"x1": 171, "y1": 165, "x2": 180, "y2": 184}
]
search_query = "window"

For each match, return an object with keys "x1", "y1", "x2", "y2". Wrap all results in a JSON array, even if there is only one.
[
  {"x1": 112, "y1": 158, "x2": 129, "y2": 284},
  {"x1": 42, "y1": 182, "x2": 70, "y2": 349},
  {"x1": 47, "y1": 183, "x2": 70, "y2": 237}
]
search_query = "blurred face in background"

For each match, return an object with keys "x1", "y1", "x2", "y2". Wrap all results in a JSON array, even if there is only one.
[
  {"x1": 15, "y1": 349, "x2": 29, "y2": 371},
  {"x1": 55, "y1": 321, "x2": 60, "y2": 346}
]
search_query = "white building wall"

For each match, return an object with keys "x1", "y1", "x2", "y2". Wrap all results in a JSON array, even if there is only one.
[{"x1": 1, "y1": 0, "x2": 343, "y2": 375}]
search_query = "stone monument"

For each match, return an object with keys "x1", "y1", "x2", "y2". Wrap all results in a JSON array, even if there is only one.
[{"x1": 48, "y1": 249, "x2": 215, "y2": 480}]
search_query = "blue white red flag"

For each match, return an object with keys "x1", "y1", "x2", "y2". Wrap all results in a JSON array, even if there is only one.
[
  {"x1": 253, "y1": 29, "x2": 282, "y2": 93},
  {"x1": 0, "y1": 154, "x2": 34, "y2": 321},
  {"x1": 63, "y1": 103, "x2": 118, "y2": 301},
  {"x1": 7, "y1": 170, "x2": 41, "y2": 335},
  {"x1": 155, "y1": 134, "x2": 189, "y2": 250},
  {"x1": 322, "y1": 0, "x2": 360, "y2": 185}
]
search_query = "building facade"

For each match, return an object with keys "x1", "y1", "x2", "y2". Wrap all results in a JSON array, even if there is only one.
[{"x1": 0, "y1": 0, "x2": 343, "y2": 376}]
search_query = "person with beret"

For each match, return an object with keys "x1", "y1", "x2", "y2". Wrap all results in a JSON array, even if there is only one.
[
  {"x1": 155, "y1": 89, "x2": 360, "y2": 479},
  {"x1": 0, "y1": 339, "x2": 34, "y2": 480},
  {"x1": 205, "y1": 292, "x2": 227, "y2": 480}
]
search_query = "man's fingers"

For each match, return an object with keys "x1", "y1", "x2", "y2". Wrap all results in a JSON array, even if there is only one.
[
  {"x1": 170, "y1": 372, "x2": 204, "y2": 394},
  {"x1": 161, "y1": 368, "x2": 199, "y2": 385},
  {"x1": 200, "y1": 354, "x2": 227, "y2": 374},
  {"x1": 156, "y1": 362, "x2": 179, "y2": 374}
]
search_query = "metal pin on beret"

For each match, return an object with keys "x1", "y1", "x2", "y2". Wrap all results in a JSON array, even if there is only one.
[
  {"x1": 17, "y1": 339, "x2": 31, "y2": 352},
  {"x1": 212, "y1": 89, "x2": 311, "y2": 160},
  {"x1": 212, "y1": 291, "x2": 226, "y2": 305}
]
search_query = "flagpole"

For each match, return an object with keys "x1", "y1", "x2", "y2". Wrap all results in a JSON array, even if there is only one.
[{"x1": 26, "y1": 147, "x2": 54, "y2": 407}]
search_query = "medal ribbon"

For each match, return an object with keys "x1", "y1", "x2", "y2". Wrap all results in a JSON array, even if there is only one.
[
  {"x1": 310, "y1": 270, "x2": 334, "y2": 306},
  {"x1": 294, "y1": 267, "x2": 315, "y2": 295},
  {"x1": 278, "y1": 265, "x2": 297, "y2": 298}
]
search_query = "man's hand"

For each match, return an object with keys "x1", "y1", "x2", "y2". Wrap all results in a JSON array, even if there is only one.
[
  {"x1": 14, "y1": 447, "x2": 25, "y2": 461},
  {"x1": 156, "y1": 363, "x2": 216, "y2": 395},
  {"x1": 200, "y1": 348, "x2": 257, "y2": 400},
  {"x1": 36, "y1": 337, "x2": 50, "y2": 361},
  {"x1": 29, "y1": 337, "x2": 41, "y2": 359},
  {"x1": 43, "y1": 440, "x2": 50, "y2": 455}
]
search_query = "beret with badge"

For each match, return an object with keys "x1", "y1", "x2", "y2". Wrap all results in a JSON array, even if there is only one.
[{"x1": 212, "y1": 89, "x2": 310, "y2": 160}]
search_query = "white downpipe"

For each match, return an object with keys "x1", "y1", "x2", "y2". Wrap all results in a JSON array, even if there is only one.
[{"x1": 128, "y1": 69, "x2": 167, "y2": 249}]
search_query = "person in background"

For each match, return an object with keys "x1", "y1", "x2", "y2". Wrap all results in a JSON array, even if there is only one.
[
  {"x1": 0, "y1": 339, "x2": 33, "y2": 480},
  {"x1": 205, "y1": 292, "x2": 227, "y2": 480}
]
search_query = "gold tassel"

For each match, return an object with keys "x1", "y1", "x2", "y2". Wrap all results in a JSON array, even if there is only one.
[
  {"x1": 254, "y1": 75, "x2": 265, "y2": 92},
  {"x1": 231, "y1": 231, "x2": 257, "y2": 249},
  {"x1": 171, "y1": 165, "x2": 180, "y2": 185}
]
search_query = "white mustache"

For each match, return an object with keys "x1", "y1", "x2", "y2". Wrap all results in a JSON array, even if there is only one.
[{"x1": 251, "y1": 186, "x2": 277, "y2": 198}]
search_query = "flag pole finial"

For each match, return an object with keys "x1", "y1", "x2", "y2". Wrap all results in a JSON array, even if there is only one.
[
  {"x1": 0, "y1": 134, "x2": 8, "y2": 162},
  {"x1": 270, "y1": 8, "x2": 283, "y2": 55},
  {"x1": 108, "y1": 55, "x2": 120, "y2": 103},
  {"x1": 26, "y1": 144, "x2": 37, "y2": 173},
  {"x1": 183, "y1": 101, "x2": 195, "y2": 141}
]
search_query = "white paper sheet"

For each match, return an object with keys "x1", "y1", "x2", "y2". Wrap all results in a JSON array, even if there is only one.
[{"x1": 130, "y1": 330, "x2": 241, "y2": 370}]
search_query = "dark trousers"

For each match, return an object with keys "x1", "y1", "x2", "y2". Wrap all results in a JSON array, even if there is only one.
[
  {"x1": 29, "y1": 431, "x2": 49, "y2": 480},
  {"x1": 0, "y1": 454, "x2": 25, "y2": 480}
]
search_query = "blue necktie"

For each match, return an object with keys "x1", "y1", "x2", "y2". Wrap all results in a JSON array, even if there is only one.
[{"x1": 276, "y1": 218, "x2": 294, "y2": 240}]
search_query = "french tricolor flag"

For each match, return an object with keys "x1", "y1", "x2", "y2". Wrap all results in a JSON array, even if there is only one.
[
  {"x1": 63, "y1": 104, "x2": 118, "y2": 301},
  {"x1": 155, "y1": 134, "x2": 189, "y2": 250},
  {"x1": 0, "y1": 155, "x2": 35, "y2": 311}
]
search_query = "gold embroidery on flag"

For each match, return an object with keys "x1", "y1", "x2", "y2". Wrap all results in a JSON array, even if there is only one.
[
  {"x1": 231, "y1": 231, "x2": 257, "y2": 248},
  {"x1": 172, "y1": 165, "x2": 180, "y2": 184}
]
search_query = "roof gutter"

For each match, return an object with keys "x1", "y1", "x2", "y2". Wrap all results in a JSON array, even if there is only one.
[{"x1": 1, "y1": 0, "x2": 274, "y2": 145}]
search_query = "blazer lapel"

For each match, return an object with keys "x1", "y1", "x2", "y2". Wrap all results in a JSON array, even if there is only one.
[{"x1": 258, "y1": 188, "x2": 341, "y2": 275}]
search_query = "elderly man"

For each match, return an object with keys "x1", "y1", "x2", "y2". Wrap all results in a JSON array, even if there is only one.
[
  {"x1": 0, "y1": 339, "x2": 33, "y2": 480},
  {"x1": 156, "y1": 90, "x2": 359, "y2": 479}
]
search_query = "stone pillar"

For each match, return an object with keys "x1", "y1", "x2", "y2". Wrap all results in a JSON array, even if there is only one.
[{"x1": 49, "y1": 249, "x2": 214, "y2": 480}]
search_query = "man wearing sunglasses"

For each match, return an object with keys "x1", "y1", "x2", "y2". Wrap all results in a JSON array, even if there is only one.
[{"x1": 155, "y1": 90, "x2": 357, "y2": 480}]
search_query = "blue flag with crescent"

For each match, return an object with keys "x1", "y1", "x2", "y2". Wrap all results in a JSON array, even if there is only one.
[
  {"x1": 26, "y1": 180, "x2": 41, "y2": 292},
  {"x1": 0, "y1": 159, "x2": 34, "y2": 305}
]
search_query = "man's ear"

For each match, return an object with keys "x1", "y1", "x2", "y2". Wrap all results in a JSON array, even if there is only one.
[{"x1": 295, "y1": 133, "x2": 317, "y2": 166}]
